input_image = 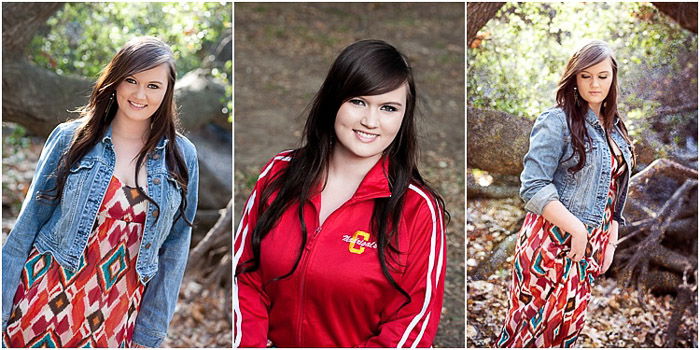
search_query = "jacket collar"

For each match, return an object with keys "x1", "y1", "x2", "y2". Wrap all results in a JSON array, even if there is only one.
[
  {"x1": 352, "y1": 156, "x2": 392, "y2": 201},
  {"x1": 585, "y1": 107, "x2": 621, "y2": 127}
]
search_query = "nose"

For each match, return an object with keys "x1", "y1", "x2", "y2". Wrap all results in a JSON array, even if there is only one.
[
  {"x1": 591, "y1": 78, "x2": 601, "y2": 88},
  {"x1": 361, "y1": 109, "x2": 379, "y2": 129},
  {"x1": 134, "y1": 85, "x2": 147, "y2": 100}
]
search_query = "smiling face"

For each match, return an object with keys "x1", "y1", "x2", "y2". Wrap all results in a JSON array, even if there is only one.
[
  {"x1": 114, "y1": 63, "x2": 170, "y2": 123},
  {"x1": 333, "y1": 84, "x2": 407, "y2": 163},
  {"x1": 575, "y1": 58, "x2": 613, "y2": 111}
]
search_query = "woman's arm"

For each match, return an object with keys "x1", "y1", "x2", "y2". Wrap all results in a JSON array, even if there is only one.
[
  {"x1": 520, "y1": 109, "x2": 568, "y2": 214},
  {"x1": 358, "y1": 190, "x2": 446, "y2": 348},
  {"x1": 520, "y1": 109, "x2": 588, "y2": 261},
  {"x1": 132, "y1": 143, "x2": 199, "y2": 347},
  {"x1": 2, "y1": 124, "x2": 69, "y2": 330},
  {"x1": 234, "y1": 153, "x2": 291, "y2": 348}
]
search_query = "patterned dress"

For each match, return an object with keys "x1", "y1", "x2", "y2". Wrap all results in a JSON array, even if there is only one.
[
  {"x1": 3, "y1": 176, "x2": 148, "y2": 348},
  {"x1": 496, "y1": 147, "x2": 626, "y2": 348}
]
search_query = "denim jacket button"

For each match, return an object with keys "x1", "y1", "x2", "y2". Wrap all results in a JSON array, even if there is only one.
[
  {"x1": 152, "y1": 153, "x2": 160, "y2": 160},
  {"x1": 152, "y1": 210, "x2": 159, "y2": 217},
  {"x1": 145, "y1": 242, "x2": 152, "y2": 249},
  {"x1": 153, "y1": 178, "x2": 161, "y2": 185}
]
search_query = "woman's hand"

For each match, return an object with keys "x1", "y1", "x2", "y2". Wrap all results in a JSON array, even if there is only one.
[
  {"x1": 601, "y1": 220, "x2": 619, "y2": 274},
  {"x1": 567, "y1": 228, "x2": 589, "y2": 262},
  {"x1": 541, "y1": 200, "x2": 589, "y2": 262}
]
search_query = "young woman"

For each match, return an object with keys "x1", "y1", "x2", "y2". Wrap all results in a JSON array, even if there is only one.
[
  {"x1": 496, "y1": 40, "x2": 635, "y2": 347},
  {"x1": 2, "y1": 37, "x2": 199, "y2": 348},
  {"x1": 234, "y1": 40, "x2": 448, "y2": 348}
]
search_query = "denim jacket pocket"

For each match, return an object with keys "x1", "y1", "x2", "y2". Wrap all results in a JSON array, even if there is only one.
[
  {"x1": 568, "y1": 143, "x2": 600, "y2": 215},
  {"x1": 54, "y1": 158, "x2": 97, "y2": 245}
]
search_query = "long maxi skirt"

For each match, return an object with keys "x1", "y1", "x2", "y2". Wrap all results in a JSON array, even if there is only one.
[{"x1": 496, "y1": 151, "x2": 626, "y2": 348}]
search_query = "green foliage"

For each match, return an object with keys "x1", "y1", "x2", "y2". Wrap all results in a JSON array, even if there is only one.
[
  {"x1": 468, "y1": 2, "x2": 697, "y2": 123},
  {"x1": 211, "y1": 60, "x2": 233, "y2": 122},
  {"x1": 4, "y1": 124, "x2": 29, "y2": 148},
  {"x1": 28, "y1": 2, "x2": 231, "y2": 79}
]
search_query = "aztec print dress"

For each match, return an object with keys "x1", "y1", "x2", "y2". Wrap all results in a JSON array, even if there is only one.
[
  {"x1": 496, "y1": 146, "x2": 626, "y2": 348},
  {"x1": 3, "y1": 176, "x2": 147, "y2": 348}
]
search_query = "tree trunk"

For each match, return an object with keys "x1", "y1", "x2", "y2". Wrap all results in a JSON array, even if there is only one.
[
  {"x1": 2, "y1": 3, "x2": 64, "y2": 60},
  {"x1": 467, "y1": 107, "x2": 532, "y2": 175},
  {"x1": 467, "y1": 3, "x2": 505, "y2": 47},
  {"x1": 653, "y1": 2, "x2": 698, "y2": 34}
]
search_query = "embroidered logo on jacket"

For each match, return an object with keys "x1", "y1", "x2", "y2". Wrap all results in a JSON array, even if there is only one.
[{"x1": 343, "y1": 231, "x2": 377, "y2": 254}]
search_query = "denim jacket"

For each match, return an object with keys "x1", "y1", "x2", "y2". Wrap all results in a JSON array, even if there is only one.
[
  {"x1": 2, "y1": 120, "x2": 199, "y2": 347},
  {"x1": 520, "y1": 107, "x2": 633, "y2": 227}
]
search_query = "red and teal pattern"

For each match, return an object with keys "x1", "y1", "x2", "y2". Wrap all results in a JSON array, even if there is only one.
[
  {"x1": 3, "y1": 176, "x2": 148, "y2": 348},
  {"x1": 496, "y1": 148, "x2": 626, "y2": 347}
]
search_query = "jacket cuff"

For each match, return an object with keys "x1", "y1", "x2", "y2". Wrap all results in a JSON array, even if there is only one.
[
  {"x1": 132, "y1": 327, "x2": 166, "y2": 347},
  {"x1": 524, "y1": 183, "x2": 559, "y2": 214}
]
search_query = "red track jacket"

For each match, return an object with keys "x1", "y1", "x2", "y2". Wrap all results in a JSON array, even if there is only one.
[{"x1": 233, "y1": 151, "x2": 446, "y2": 348}]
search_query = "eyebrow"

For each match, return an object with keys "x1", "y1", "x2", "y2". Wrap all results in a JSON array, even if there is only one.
[{"x1": 581, "y1": 70, "x2": 610, "y2": 74}]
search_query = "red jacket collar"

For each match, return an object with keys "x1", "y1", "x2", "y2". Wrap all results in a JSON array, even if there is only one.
[
  {"x1": 353, "y1": 156, "x2": 392, "y2": 201},
  {"x1": 311, "y1": 156, "x2": 392, "y2": 204}
]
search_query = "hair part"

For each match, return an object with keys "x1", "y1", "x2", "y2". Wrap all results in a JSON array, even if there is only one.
[
  {"x1": 237, "y1": 39, "x2": 448, "y2": 305},
  {"x1": 555, "y1": 40, "x2": 636, "y2": 172},
  {"x1": 41, "y1": 36, "x2": 192, "y2": 226}
]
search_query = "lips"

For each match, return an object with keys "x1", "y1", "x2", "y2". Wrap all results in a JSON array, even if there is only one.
[
  {"x1": 128, "y1": 100, "x2": 147, "y2": 110},
  {"x1": 353, "y1": 129, "x2": 379, "y2": 142}
]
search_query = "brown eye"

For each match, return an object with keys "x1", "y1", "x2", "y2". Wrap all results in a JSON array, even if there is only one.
[{"x1": 349, "y1": 99, "x2": 365, "y2": 106}]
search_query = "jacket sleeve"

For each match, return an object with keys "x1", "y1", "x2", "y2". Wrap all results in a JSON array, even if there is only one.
[
  {"x1": 234, "y1": 154, "x2": 287, "y2": 348},
  {"x1": 132, "y1": 144, "x2": 199, "y2": 347},
  {"x1": 358, "y1": 188, "x2": 446, "y2": 348},
  {"x1": 519, "y1": 108, "x2": 568, "y2": 214},
  {"x1": 2, "y1": 124, "x2": 68, "y2": 330}
]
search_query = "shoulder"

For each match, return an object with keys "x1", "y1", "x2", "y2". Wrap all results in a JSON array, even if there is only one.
[
  {"x1": 536, "y1": 107, "x2": 567, "y2": 125},
  {"x1": 403, "y1": 183, "x2": 444, "y2": 226},
  {"x1": 174, "y1": 133, "x2": 198, "y2": 163},
  {"x1": 50, "y1": 119, "x2": 82, "y2": 140},
  {"x1": 257, "y1": 149, "x2": 294, "y2": 181},
  {"x1": 531, "y1": 107, "x2": 569, "y2": 136},
  {"x1": 42, "y1": 119, "x2": 84, "y2": 152}
]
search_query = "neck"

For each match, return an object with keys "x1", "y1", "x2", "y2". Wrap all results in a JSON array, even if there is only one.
[
  {"x1": 328, "y1": 145, "x2": 381, "y2": 183},
  {"x1": 112, "y1": 112, "x2": 150, "y2": 142},
  {"x1": 588, "y1": 102, "x2": 602, "y2": 119}
]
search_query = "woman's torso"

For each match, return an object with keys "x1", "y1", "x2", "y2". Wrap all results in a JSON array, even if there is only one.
[
  {"x1": 251, "y1": 153, "x2": 441, "y2": 347},
  {"x1": 5, "y1": 120, "x2": 195, "y2": 284},
  {"x1": 521, "y1": 107, "x2": 633, "y2": 227}
]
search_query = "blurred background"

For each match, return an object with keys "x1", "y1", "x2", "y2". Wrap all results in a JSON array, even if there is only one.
[
  {"x1": 2, "y1": 2, "x2": 232, "y2": 347},
  {"x1": 234, "y1": 3, "x2": 465, "y2": 347},
  {"x1": 467, "y1": 2, "x2": 697, "y2": 347}
]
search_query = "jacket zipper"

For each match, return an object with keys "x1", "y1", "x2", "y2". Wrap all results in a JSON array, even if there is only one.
[
  {"x1": 295, "y1": 221, "x2": 325, "y2": 344},
  {"x1": 294, "y1": 197, "x2": 364, "y2": 345}
]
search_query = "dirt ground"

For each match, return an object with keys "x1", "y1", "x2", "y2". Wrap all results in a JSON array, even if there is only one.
[{"x1": 234, "y1": 3, "x2": 465, "y2": 347}]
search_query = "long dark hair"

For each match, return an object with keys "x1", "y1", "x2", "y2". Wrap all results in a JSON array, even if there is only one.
[
  {"x1": 40, "y1": 36, "x2": 191, "y2": 226},
  {"x1": 237, "y1": 39, "x2": 447, "y2": 302},
  {"x1": 555, "y1": 40, "x2": 636, "y2": 172}
]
